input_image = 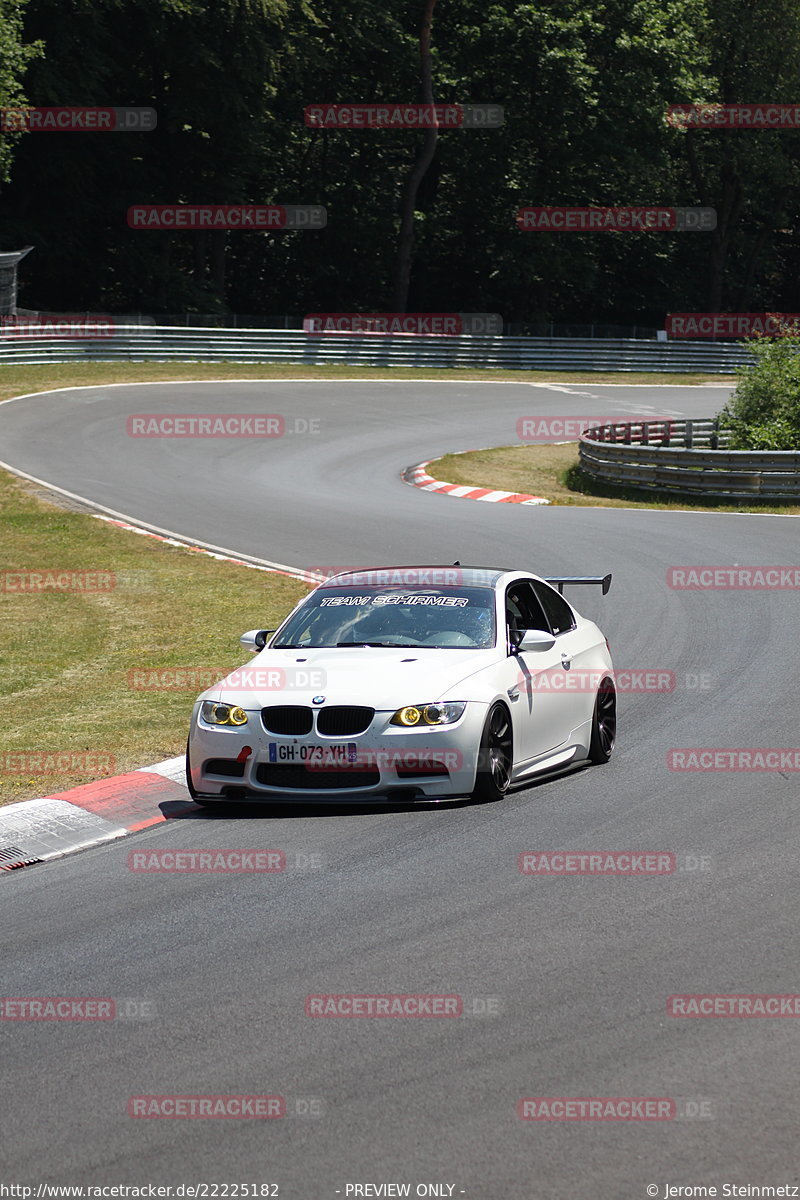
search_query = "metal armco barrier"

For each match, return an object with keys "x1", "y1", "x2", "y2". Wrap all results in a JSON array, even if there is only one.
[
  {"x1": 579, "y1": 419, "x2": 800, "y2": 500},
  {"x1": 0, "y1": 326, "x2": 754, "y2": 371}
]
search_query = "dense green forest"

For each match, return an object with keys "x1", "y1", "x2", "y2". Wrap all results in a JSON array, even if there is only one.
[{"x1": 1, "y1": 0, "x2": 800, "y2": 324}]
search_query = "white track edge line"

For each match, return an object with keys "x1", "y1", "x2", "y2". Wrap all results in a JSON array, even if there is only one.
[{"x1": 0, "y1": 458, "x2": 317, "y2": 580}]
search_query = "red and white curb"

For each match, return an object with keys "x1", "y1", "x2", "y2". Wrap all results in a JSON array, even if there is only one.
[
  {"x1": 403, "y1": 460, "x2": 550, "y2": 505},
  {"x1": 0, "y1": 757, "x2": 196, "y2": 872}
]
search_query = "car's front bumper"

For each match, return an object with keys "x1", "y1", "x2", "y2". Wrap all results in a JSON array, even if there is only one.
[{"x1": 187, "y1": 702, "x2": 489, "y2": 802}]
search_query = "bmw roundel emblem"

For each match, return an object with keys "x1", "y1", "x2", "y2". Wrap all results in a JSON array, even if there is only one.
[{"x1": 312, "y1": 695, "x2": 326, "y2": 705}]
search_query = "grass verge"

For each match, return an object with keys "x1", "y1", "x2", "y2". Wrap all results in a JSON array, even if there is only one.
[
  {"x1": 0, "y1": 467, "x2": 310, "y2": 806},
  {"x1": 431, "y1": 443, "x2": 800, "y2": 515}
]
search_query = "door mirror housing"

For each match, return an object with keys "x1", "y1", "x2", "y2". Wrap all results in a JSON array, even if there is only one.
[
  {"x1": 240, "y1": 629, "x2": 275, "y2": 653},
  {"x1": 516, "y1": 628, "x2": 556, "y2": 652}
]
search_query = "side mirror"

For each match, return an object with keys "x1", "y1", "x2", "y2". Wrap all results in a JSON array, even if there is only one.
[
  {"x1": 517, "y1": 628, "x2": 556, "y2": 652},
  {"x1": 240, "y1": 629, "x2": 275, "y2": 653}
]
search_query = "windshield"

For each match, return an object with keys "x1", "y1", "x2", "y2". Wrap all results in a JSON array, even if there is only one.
[{"x1": 272, "y1": 586, "x2": 496, "y2": 649}]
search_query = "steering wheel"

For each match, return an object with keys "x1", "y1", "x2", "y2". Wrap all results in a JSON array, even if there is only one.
[{"x1": 422, "y1": 630, "x2": 477, "y2": 647}]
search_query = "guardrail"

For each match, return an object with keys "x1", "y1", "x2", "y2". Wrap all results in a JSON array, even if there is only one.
[
  {"x1": 0, "y1": 326, "x2": 754, "y2": 372},
  {"x1": 579, "y1": 419, "x2": 800, "y2": 500},
  {"x1": 585, "y1": 418, "x2": 731, "y2": 448}
]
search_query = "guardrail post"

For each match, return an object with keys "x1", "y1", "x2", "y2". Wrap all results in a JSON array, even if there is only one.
[
  {"x1": 710, "y1": 418, "x2": 718, "y2": 450},
  {"x1": 685, "y1": 422, "x2": 693, "y2": 449}
]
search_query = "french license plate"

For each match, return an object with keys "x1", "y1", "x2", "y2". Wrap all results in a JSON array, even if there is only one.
[{"x1": 268, "y1": 741, "x2": 357, "y2": 764}]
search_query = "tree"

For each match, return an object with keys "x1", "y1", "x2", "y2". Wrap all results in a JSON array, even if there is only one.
[
  {"x1": 2, "y1": 0, "x2": 798, "y2": 322},
  {"x1": 392, "y1": 0, "x2": 437, "y2": 312},
  {"x1": 4, "y1": 0, "x2": 288, "y2": 309},
  {"x1": 671, "y1": 0, "x2": 800, "y2": 312},
  {"x1": 0, "y1": 0, "x2": 42, "y2": 186}
]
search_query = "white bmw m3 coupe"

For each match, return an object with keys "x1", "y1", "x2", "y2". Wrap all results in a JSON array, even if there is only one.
[{"x1": 186, "y1": 566, "x2": 616, "y2": 805}]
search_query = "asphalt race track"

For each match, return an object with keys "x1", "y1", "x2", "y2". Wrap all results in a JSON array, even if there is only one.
[{"x1": 3, "y1": 380, "x2": 800, "y2": 1199}]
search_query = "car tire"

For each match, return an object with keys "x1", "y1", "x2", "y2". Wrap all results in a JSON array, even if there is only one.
[
  {"x1": 471, "y1": 703, "x2": 513, "y2": 802},
  {"x1": 588, "y1": 677, "x2": 616, "y2": 763}
]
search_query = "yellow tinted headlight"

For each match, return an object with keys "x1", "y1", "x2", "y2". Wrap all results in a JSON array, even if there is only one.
[
  {"x1": 390, "y1": 702, "x2": 467, "y2": 727},
  {"x1": 201, "y1": 701, "x2": 249, "y2": 726},
  {"x1": 394, "y1": 706, "x2": 421, "y2": 726}
]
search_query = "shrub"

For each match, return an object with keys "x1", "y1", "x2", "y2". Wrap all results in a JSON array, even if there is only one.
[{"x1": 718, "y1": 335, "x2": 800, "y2": 450}]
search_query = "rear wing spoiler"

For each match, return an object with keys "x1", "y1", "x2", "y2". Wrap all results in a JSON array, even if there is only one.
[{"x1": 544, "y1": 574, "x2": 612, "y2": 596}]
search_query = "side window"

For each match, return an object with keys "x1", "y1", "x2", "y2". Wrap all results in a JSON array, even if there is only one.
[
  {"x1": 531, "y1": 581, "x2": 577, "y2": 637},
  {"x1": 505, "y1": 582, "x2": 549, "y2": 644}
]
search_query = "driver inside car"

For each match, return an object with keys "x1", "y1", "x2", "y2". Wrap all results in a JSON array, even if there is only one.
[{"x1": 345, "y1": 598, "x2": 492, "y2": 647}]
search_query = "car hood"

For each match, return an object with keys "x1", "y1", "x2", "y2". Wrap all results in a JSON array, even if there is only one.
[{"x1": 201, "y1": 645, "x2": 500, "y2": 709}]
